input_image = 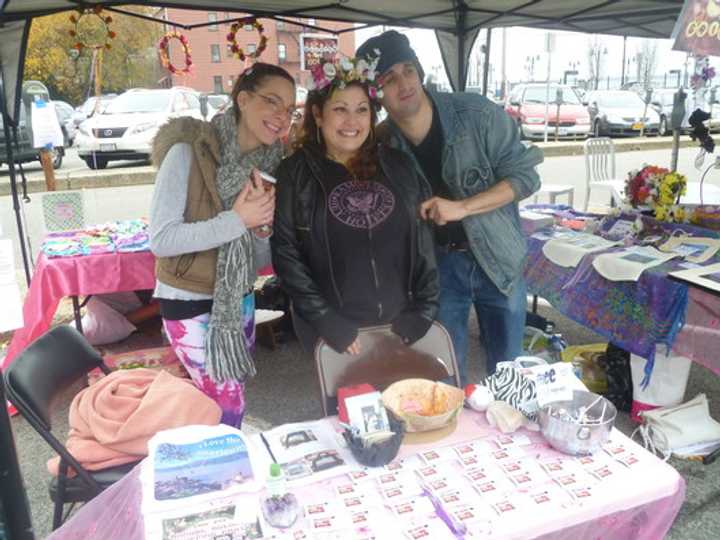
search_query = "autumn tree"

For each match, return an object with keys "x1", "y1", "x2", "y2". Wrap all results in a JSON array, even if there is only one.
[{"x1": 24, "y1": 7, "x2": 164, "y2": 105}]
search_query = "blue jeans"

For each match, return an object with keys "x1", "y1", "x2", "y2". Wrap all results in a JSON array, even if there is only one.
[{"x1": 436, "y1": 249, "x2": 527, "y2": 387}]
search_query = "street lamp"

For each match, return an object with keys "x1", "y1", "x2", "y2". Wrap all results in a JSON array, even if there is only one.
[{"x1": 564, "y1": 60, "x2": 580, "y2": 85}]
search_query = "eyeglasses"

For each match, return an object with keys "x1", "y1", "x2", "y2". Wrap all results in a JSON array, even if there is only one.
[{"x1": 250, "y1": 91, "x2": 301, "y2": 121}]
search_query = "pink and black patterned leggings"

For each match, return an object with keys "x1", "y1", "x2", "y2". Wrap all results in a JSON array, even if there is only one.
[{"x1": 163, "y1": 312, "x2": 254, "y2": 428}]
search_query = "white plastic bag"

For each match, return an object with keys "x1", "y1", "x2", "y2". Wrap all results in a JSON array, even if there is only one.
[
  {"x1": 630, "y1": 346, "x2": 691, "y2": 420},
  {"x1": 78, "y1": 296, "x2": 137, "y2": 345}
]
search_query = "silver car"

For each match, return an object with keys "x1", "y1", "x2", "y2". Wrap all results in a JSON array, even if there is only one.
[
  {"x1": 650, "y1": 88, "x2": 690, "y2": 135},
  {"x1": 585, "y1": 90, "x2": 660, "y2": 137}
]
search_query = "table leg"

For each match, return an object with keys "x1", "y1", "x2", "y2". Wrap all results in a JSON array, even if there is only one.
[
  {"x1": 72, "y1": 296, "x2": 84, "y2": 334},
  {"x1": 532, "y1": 295, "x2": 538, "y2": 314}
]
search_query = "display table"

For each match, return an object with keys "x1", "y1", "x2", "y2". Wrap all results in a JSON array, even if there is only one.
[
  {"x1": 2, "y1": 250, "x2": 156, "y2": 370},
  {"x1": 48, "y1": 410, "x2": 684, "y2": 540},
  {"x1": 524, "y1": 211, "x2": 720, "y2": 374}
]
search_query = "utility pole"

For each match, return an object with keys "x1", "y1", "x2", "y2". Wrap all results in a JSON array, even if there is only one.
[
  {"x1": 621, "y1": 35, "x2": 627, "y2": 86},
  {"x1": 501, "y1": 27, "x2": 507, "y2": 99}
]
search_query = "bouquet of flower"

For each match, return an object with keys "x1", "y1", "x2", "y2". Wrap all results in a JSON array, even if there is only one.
[{"x1": 624, "y1": 165, "x2": 688, "y2": 222}]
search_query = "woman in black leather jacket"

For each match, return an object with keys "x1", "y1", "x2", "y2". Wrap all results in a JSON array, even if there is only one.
[{"x1": 270, "y1": 56, "x2": 438, "y2": 355}]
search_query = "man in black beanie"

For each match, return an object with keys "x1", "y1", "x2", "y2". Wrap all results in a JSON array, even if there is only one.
[{"x1": 357, "y1": 30, "x2": 543, "y2": 385}]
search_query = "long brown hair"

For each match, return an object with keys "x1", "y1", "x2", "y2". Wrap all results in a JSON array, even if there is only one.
[
  {"x1": 230, "y1": 63, "x2": 295, "y2": 123},
  {"x1": 296, "y1": 81, "x2": 380, "y2": 181}
]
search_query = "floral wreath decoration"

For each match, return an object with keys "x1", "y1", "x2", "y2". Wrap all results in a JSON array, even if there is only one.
[
  {"x1": 227, "y1": 18, "x2": 268, "y2": 61},
  {"x1": 158, "y1": 31, "x2": 193, "y2": 75},
  {"x1": 68, "y1": 6, "x2": 116, "y2": 51},
  {"x1": 307, "y1": 51, "x2": 383, "y2": 100}
]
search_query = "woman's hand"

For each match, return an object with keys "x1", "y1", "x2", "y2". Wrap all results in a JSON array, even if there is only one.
[
  {"x1": 232, "y1": 177, "x2": 275, "y2": 229},
  {"x1": 345, "y1": 338, "x2": 361, "y2": 355}
]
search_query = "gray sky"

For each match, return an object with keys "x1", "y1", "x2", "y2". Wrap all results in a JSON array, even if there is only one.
[{"x1": 356, "y1": 26, "x2": 699, "y2": 89}]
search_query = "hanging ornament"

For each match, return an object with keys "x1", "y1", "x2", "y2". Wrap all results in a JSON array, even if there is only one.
[
  {"x1": 158, "y1": 31, "x2": 193, "y2": 75},
  {"x1": 226, "y1": 18, "x2": 268, "y2": 61},
  {"x1": 68, "y1": 6, "x2": 116, "y2": 51}
]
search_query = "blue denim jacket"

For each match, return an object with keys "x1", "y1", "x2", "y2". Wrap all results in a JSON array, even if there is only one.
[{"x1": 383, "y1": 90, "x2": 544, "y2": 295}]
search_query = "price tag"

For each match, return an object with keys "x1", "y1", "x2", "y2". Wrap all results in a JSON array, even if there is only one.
[{"x1": 530, "y1": 363, "x2": 575, "y2": 406}]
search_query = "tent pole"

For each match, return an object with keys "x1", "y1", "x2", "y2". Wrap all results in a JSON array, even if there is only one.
[
  {"x1": 482, "y1": 28, "x2": 492, "y2": 97},
  {"x1": 456, "y1": 3, "x2": 467, "y2": 91},
  {"x1": 0, "y1": 63, "x2": 32, "y2": 286}
]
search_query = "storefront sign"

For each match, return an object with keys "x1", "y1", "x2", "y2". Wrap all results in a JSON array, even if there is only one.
[{"x1": 672, "y1": 0, "x2": 720, "y2": 56}]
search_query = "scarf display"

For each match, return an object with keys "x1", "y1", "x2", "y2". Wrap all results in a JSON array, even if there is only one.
[{"x1": 206, "y1": 111, "x2": 284, "y2": 382}]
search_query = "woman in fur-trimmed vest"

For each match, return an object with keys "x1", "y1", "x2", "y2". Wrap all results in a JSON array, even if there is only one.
[{"x1": 149, "y1": 64, "x2": 295, "y2": 427}]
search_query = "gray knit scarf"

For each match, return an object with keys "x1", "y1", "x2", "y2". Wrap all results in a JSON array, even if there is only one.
[{"x1": 205, "y1": 111, "x2": 284, "y2": 383}]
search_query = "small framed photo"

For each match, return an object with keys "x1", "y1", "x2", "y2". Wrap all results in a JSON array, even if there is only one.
[{"x1": 346, "y1": 391, "x2": 390, "y2": 434}]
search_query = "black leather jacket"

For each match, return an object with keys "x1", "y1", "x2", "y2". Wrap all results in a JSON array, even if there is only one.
[{"x1": 271, "y1": 144, "x2": 439, "y2": 352}]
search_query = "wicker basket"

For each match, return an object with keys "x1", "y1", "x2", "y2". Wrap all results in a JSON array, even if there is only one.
[{"x1": 382, "y1": 379, "x2": 464, "y2": 433}]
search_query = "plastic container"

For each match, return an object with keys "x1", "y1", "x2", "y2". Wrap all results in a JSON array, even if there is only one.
[{"x1": 261, "y1": 463, "x2": 298, "y2": 529}]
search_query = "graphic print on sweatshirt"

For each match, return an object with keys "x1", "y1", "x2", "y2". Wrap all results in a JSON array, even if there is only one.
[{"x1": 328, "y1": 180, "x2": 395, "y2": 229}]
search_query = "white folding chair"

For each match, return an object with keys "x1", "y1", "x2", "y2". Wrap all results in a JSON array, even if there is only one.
[
  {"x1": 583, "y1": 137, "x2": 626, "y2": 210},
  {"x1": 314, "y1": 321, "x2": 460, "y2": 417},
  {"x1": 533, "y1": 183, "x2": 575, "y2": 207}
]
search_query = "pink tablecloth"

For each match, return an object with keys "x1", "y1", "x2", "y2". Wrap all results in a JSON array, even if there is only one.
[
  {"x1": 2, "y1": 251, "x2": 156, "y2": 370},
  {"x1": 49, "y1": 411, "x2": 685, "y2": 540},
  {"x1": 673, "y1": 286, "x2": 720, "y2": 376}
]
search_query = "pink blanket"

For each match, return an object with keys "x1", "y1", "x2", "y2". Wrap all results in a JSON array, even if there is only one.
[{"x1": 48, "y1": 369, "x2": 221, "y2": 475}]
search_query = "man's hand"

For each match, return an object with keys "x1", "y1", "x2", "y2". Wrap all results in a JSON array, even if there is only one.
[{"x1": 419, "y1": 196, "x2": 468, "y2": 225}]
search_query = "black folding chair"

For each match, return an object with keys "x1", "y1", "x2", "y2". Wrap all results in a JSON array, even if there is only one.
[{"x1": 3, "y1": 326, "x2": 138, "y2": 530}]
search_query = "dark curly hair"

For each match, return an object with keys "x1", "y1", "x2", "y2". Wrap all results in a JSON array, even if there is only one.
[
  {"x1": 230, "y1": 63, "x2": 295, "y2": 124},
  {"x1": 295, "y1": 81, "x2": 381, "y2": 181}
]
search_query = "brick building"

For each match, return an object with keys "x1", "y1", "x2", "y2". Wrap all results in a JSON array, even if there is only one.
[{"x1": 162, "y1": 9, "x2": 356, "y2": 94}]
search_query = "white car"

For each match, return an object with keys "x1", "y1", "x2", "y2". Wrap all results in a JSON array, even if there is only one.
[{"x1": 75, "y1": 87, "x2": 204, "y2": 169}]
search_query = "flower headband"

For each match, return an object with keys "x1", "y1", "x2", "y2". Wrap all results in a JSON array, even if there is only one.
[{"x1": 307, "y1": 51, "x2": 384, "y2": 99}]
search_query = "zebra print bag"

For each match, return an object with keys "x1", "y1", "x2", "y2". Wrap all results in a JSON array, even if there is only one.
[{"x1": 483, "y1": 363, "x2": 539, "y2": 421}]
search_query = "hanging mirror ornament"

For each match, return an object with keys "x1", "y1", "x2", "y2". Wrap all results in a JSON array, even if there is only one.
[
  {"x1": 158, "y1": 31, "x2": 193, "y2": 75},
  {"x1": 68, "y1": 6, "x2": 116, "y2": 51},
  {"x1": 227, "y1": 18, "x2": 268, "y2": 61}
]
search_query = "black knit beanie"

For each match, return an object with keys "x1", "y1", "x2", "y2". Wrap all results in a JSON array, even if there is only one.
[{"x1": 356, "y1": 30, "x2": 426, "y2": 82}]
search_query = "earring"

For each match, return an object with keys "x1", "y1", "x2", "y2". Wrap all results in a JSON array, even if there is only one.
[{"x1": 316, "y1": 126, "x2": 322, "y2": 145}]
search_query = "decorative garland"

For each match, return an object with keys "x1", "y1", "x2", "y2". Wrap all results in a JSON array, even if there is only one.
[
  {"x1": 68, "y1": 6, "x2": 116, "y2": 51},
  {"x1": 227, "y1": 18, "x2": 268, "y2": 61},
  {"x1": 158, "y1": 31, "x2": 193, "y2": 75}
]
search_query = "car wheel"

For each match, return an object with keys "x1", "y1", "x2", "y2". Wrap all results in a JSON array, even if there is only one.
[
  {"x1": 659, "y1": 116, "x2": 668, "y2": 136},
  {"x1": 593, "y1": 119, "x2": 602, "y2": 138},
  {"x1": 84, "y1": 156, "x2": 108, "y2": 170}
]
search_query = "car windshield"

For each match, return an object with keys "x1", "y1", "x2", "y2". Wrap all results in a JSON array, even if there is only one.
[
  {"x1": 523, "y1": 86, "x2": 581, "y2": 105},
  {"x1": 596, "y1": 92, "x2": 644, "y2": 108},
  {"x1": 104, "y1": 91, "x2": 171, "y2": 114},
  {"x1": 207, "y1": 95, "x2": 228, "y2": 108}
]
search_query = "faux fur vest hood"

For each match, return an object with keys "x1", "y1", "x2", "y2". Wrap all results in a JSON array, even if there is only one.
[{"x1": 151, "y1": 116, "x2": 221, "y2": 168}]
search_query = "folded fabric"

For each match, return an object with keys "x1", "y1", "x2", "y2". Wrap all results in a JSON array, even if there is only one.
[
  {"x1": 542, "y1": 232, "x2": 620, "y2": 268},
  {"x1": 592, "y1": 246, "x2": 677, "y2": 281},
  {"x1": 48, "y1": 369, "x2": 221, "y2": 475}
]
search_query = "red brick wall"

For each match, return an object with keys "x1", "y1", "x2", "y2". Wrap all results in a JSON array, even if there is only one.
[{"x1": 162, "y1": 9, "x2": 355, "y2": 94}]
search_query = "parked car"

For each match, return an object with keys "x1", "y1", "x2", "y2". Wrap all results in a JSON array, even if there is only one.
[
  {"x1": 649, "y1": 88, "x2": 691, "y2": 135},
  {"x1": 504, "y1": 83, "x2": 591, "y2": 140},
  {"x1": 0, "y1": 101, "x2": 64, "y2": 169},
  {"x1": 70, "y1": 94, "x2": 117, "y2": 129},
  {"x1": 52, "y1": 100, "x2": 76, "y2": 146},
  {"x1": 74, "y1": 87, "x2": 205, "y2": 169},
  {"x1": 585, "y1": 90, "x2": 660, "y2": 137}
]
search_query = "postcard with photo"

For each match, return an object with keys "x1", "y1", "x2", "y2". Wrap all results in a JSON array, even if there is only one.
[{"x1": 258, "y1": 420, "x2": 357, "y2": 485}]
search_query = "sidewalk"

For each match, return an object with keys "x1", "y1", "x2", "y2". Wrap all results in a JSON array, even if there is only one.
[{"x1": 0, "y1": 136, "x2": 695, "y2": 196}]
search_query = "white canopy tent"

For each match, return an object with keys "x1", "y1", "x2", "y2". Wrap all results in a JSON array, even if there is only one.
[{"x1": 0, "y1": 0, "x2": 686, "y2": 280}]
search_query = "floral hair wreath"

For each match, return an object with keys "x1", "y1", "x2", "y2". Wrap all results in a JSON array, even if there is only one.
[
  {"x1": 307, "y1": 51, "x2": 383, "y2": 100},
  {"x1": 158, "y1": 31, "x2": 193, "y2": 75},
  {"x1": 227, "y1": 18, "x2": 268, "y2": 61}
]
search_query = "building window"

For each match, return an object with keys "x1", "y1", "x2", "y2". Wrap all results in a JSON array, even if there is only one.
[
  {"x1": 228, "y1": 76, "x2": 235, "y2": 88},
  {"x1": 244, "y1": 23, "x2": 254, "y2": 31},
  {"x1": 208, "y1": 12, "x2": 218, "y2": 31},
  {"x1": 278, "y1": 43, "x2": 287, "y2": 63},
  {"x1": 247, "y1": 43, "x2": 256, "y2": 54},
  {"x1": 277, "y1": 20, "x2": 285, "y2": 30},
  {"x1": 226, "y1": 43, "x2": 234, "y2": 57},
  {"x1": 211, "y1": 44, "x2": 221, "y2": 63},
  {"x1": 307, "y1": 18, "x2": 316, "y2": 27},
  {"x1": 213, "y1": 76, "x2": 223, "y2": 94}
]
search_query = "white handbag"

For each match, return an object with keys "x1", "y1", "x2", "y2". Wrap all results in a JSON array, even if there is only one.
[{"x1": 634, "y1": 394, "x2": 720, "y2": 458}]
